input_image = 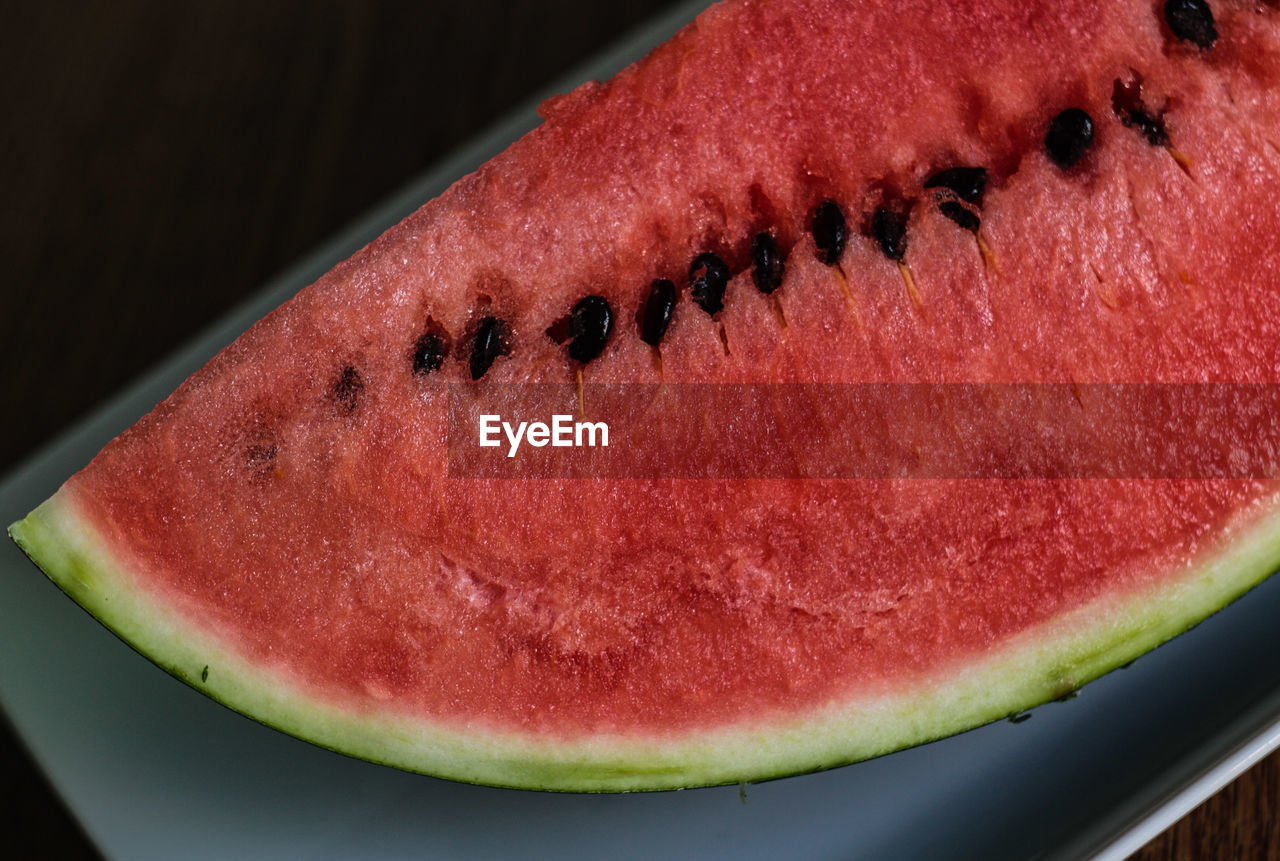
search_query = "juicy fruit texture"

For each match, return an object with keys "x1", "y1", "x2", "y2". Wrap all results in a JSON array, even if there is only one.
[{"x1": 11, "y1": 0, "x2": 1280, "y2": 790}]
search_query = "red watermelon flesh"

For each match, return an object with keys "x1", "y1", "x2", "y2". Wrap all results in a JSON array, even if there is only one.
[{"x1": 10, "y1": 0, "x2": 1280, "y2": 789}]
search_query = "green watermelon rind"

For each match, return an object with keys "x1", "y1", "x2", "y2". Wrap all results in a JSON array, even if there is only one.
[{"x1": 10, "y1": 488, "x2": 1280, "y2": 792}]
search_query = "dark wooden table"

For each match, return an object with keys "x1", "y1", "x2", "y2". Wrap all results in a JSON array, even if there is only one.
[{"x1": 1, "y1": 3, "x2": 1275, "y2": 858}]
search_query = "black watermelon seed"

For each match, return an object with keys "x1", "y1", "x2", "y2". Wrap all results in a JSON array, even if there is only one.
[
  {"x1": 544, "y1": 314, "x2": 571, "y2": 345},
  {"x1": 689, "y1": 252, "x2": 730, "y2": 316},
  {"x1": 334, "y1": 365, "x2": 363, "y2": 412},
  {"x1": 812, "y1": 199, "x2": 847, "y2": 266},
  {"x1": 469, "y1": 316, "x2": 507, "y2": 381},
  {"x1": 246, "y1": 441, "x2": 277, "y2": 471},
  {"x1": 872, "y1": 207, "x2": 909, "y2": 261},
  {"x1": 412, "y1": 332, "x2": 448, "y2": 375},
  {"x1": 1122, "y1": 108, "x2": 1170, "y2": 147},
  {"x1": 1164, "y1": 0, "x2": 1218, "y2": 50},
  {"x1": 641, "y1": 278, "x2": 677, "y2": 346},
  {"x1": 938, "y1": 201, "x2": 981, "y2": 234},
  {"x1": 923, "y1": 167, "x2": 988, "y2": 206},
  {"x1": 1111, "y1": 79, "x2": 1170, "y2": 148},
  {"x1": 567, "y1": 295, "x2": 613, "y2": 363},
  {"x1": 1045, "y1": 108, "x2": 1095, "y2": 169},
  {"x1": 751, "y1": 232, "x2": 785, "y2": 294}
]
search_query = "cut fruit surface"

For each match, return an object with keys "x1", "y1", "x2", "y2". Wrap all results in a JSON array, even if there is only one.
[{"x1": 11, "y1": 0, "x2": 1280, "y2": 791}]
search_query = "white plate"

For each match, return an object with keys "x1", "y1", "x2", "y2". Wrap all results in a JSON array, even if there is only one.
[{"x1": 4, "y1": 2, "x2": 1280, "y2": 858}]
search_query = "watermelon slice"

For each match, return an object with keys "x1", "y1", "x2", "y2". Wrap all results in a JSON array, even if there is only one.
[{"x1": 10, "y1": 0, "x2": 1280, "y2": 792}]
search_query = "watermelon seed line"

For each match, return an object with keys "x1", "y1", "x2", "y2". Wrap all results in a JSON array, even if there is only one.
[
  {"x1": 898, "y1": 262, "x2": 923, "y2": 313},
  {"x1": 374, "y1": 0, "x2": 1224, "y2": 415},
  {"x1": 771, "y1": 294, "x2": 788, "y2": 329},
  {"x1": 832, "y1": 264, "x2": 857, "y2": 316},
  {"x1": 1166, "y1": 145, "x2": 1195, "y2": 180},
  {"x1": 976, "y1": 233, "x2": 1000, "y2": 275}
]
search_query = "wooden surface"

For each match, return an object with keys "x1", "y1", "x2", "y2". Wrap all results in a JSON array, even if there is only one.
[{"x1": 0, "y1": 3, "x2": 1276, "y2": 858}]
